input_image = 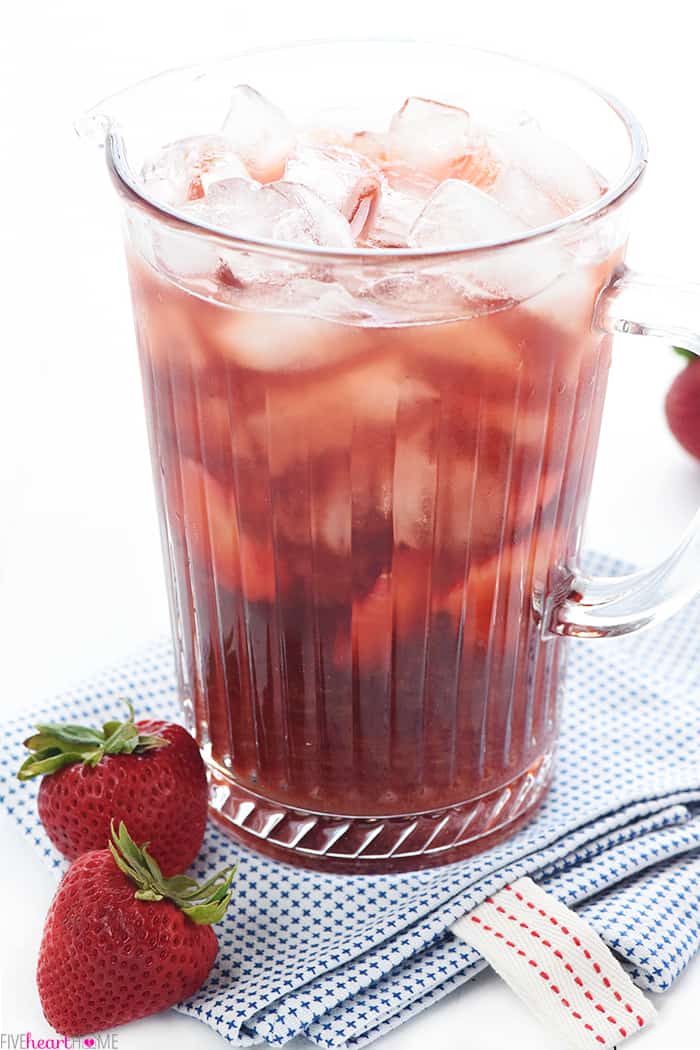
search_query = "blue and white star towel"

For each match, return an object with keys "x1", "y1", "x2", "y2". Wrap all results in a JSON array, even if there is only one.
[{"x1": 1, "y1": 554, "x2": 699, "y2": 1047}]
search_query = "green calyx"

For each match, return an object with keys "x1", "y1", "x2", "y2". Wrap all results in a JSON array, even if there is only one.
[
  {"x1": 109, "y1": 822, "x2": 236, "y2": 925},
  {"x1": 16, "y1": 700, "x2": 170, "y2": 781},
  {"x1": 673, "y1": 346, "x2": 697, "y2": 364}
]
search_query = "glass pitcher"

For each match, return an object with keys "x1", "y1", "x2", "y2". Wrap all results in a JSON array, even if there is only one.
[{"x1": 80, "y1": 41, "x2": 700, "y2": 872}]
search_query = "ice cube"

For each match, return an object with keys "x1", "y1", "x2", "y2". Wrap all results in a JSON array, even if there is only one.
[
  {"x1": 317, "y1": 476, "x2": 352, "y2": 556},
  {"x1": 221, "y1": 85, "x2": 296, "y2": 182},
  {"x1": 213, "y1": 312, "x2": 334, "y2": 372},
  {"x1": 526, "y1": 266, "x2": 598, "y2": 343},
  {"x1": 153, "y1": 227, "x2": 221, "y2": 279},
  {"x1": 208, "y1": 303, "x2": 372, "y2": 374},
  {"x1": 410, "y1": 178, "x2": 528, "y2": 247},
  {"x1": 283, "y1": 145, "x2": 381, "y2": 236},
  {"x1": 361, "y1": 270, "x2": 496, "y2": 322},
  {"x1": 271, "y1": 182, "x2": 355, "y2": 248},
  {"x1": 380, "y1": 163, "x2": 438, "y2": 197},
  {"x1": 399, "y1": 307, "x2": 521, "y2": 380},
  {"x1": 141, "y1": 134, "x2": 252, "y2": 205},
  {"x1": 343, "y1": 366, "x2": 436, "y2": 427},
  {"x1": 134, "y1": 273, "x2": 209, "y2": 371},
  {"x1": 292, "y1": 280, "x2": 372, "y2": 322},
  {"x1": 488, "y1": 164, "x2": 563, "y2": 228},
  {"x1": 170, "y1": 459, "x2": 241, "y2": 594},
  {"x1": 393, "y1": 431, "x2": 440, "y2": 550},
  {"x1": 188, "y1": 178, "x2": 353, "y2": 249},
  {"x1": 359, "y1": 155, "x2": 438, "y2": 249},
  {"x1": 361, "y1": 184, "x2": 426, "y2": 248},
  {"x1": 490, "y1": 125, "x2": 605, "y2": 221},
  {"x1": 409, "y1": 180, "x2": 566, "y2": 300},
  {"x1": 237, "y1": 275, "x2": 372, "y2": 322},
  {"x1": 351, "y1": 130, "x2": 389, "y2": 163},
  {"x1": 389, "y1": 97, "x2": 497, "y2": 186},
  {"x1": 188, "y1": 178, "x2": 276, "y2": 236}
]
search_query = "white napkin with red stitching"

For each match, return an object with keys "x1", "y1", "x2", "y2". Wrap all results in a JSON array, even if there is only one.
[{"x1": 454, "y1": 877, "x2": 655, "y2": 1048}]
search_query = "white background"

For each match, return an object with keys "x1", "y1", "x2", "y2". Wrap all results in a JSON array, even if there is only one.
[{"x1": 2, "y1": 1, "x2": 700, "y2": 1047}]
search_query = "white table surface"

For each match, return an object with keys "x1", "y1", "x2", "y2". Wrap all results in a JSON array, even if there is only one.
[{"x1": 2, "y1": 0, "x2": 700, "y2": 1045}]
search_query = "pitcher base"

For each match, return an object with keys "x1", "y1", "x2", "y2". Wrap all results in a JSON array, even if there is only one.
[{"x1": 206, "y1": 750, "x2": 555, "y2": 873}]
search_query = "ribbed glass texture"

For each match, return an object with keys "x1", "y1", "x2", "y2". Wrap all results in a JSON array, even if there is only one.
[{"x1": 126, "y1": 216, "x2": 623, "y2": 871}]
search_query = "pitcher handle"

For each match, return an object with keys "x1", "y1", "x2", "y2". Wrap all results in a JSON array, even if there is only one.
[{"x1": 545, "y1": 267, "x2": 700, "y2": 638}]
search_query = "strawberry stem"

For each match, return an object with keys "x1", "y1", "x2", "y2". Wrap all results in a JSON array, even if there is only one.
[
  {"x1": 16, "y1": 700, "x2": 170, "y2": 780},
  {"x1": 109, "y1": 822, "x2": 236, "y2": 925}
]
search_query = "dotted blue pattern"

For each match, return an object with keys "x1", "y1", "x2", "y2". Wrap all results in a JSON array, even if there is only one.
[
  {"x1": 1, "y1": 554, "x2": 700, "y2": 1048},
  {"x1": 579, "y1": 852, "x2": 700, "y2": 993}
]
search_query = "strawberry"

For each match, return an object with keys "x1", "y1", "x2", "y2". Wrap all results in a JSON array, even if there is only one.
[
  {"x1": 37, "y1": 822, "x2": 235, "y2": 1035},
  {"x1": 666, "y1": 348, "x2": 700, "y2": 461},
  {"x1": 17, "y1": 702, "x2": 208, "y2": 875}
]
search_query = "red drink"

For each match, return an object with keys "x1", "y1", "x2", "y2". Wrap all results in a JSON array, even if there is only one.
[
  {"x1": 126, "y1": 226, "x2": 617, "y2": 869},
  {"x1": 82, "y1": 42, "x2": 700, "y2": 870},
  {"x1": 100, "y1": 67, "x2": 628, "y2": 870}
]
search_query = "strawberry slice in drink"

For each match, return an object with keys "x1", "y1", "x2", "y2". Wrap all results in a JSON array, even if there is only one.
[{"x1": 333, "y1": 558, "x2": 428, "y2": 673}]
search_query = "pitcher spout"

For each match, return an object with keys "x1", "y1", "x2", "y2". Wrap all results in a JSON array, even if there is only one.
[{"x1": 74, "y1": 106, "x2": 114, "y2": 148}]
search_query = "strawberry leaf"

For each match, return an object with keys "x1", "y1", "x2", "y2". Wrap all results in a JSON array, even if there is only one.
[
  {"x1": 16, "y1": 700, "x2": 170, "y2": 780},
  {"x1": 17, "y1": 749, "x2": 90, "y2": 781},
  {"x1": 181, "y1": 892, "x2": 234, "y2": 925},
  {"x1": 23, "y1": 732, "x2": 100, "y2": 755},
  {"x1": 109, "y1": 822, "x2": 236, "y2": 926},
  {"x1": 673, "y1": 346, "x2": 697, "y2": 364},
  {"x1": 33, "y1": 724, "x2": 105, "y2": 747},
  {"x1": 102, "y1": 721, "x2": 139, "y2": 755}
]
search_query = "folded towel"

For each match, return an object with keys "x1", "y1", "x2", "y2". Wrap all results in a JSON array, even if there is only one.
[{"x1": 2, "y1": 553, "x2": 699, "y2": 1048}]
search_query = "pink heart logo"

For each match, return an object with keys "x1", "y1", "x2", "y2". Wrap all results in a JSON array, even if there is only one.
[{"x1": 84, "y1": 1041, "x2": 95, "y2": 1048}]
